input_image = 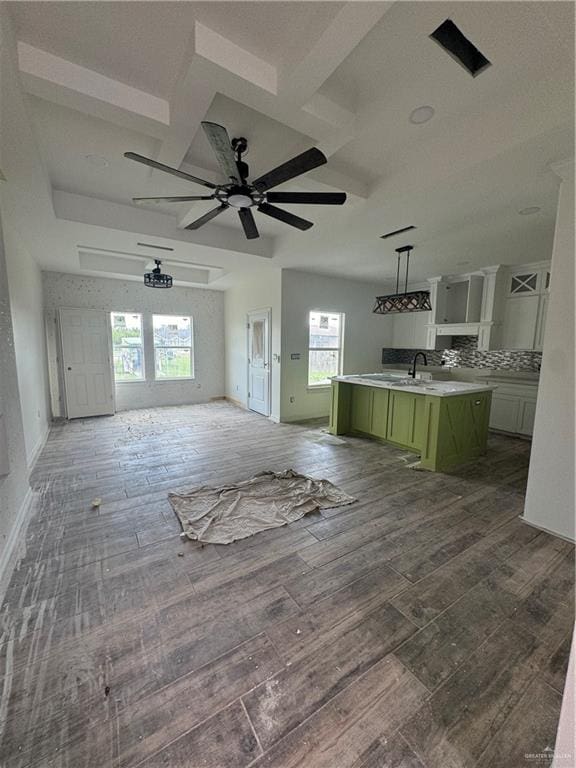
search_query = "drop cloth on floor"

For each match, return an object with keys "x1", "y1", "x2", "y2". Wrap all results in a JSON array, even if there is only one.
[{"x1": 168, "y1": 469, "x2": 356, "y2": 544}]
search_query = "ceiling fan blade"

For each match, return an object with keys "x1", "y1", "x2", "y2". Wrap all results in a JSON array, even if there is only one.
[
  {"x1": 257, "y1": 202, "x2": 313, "y2": 231},
  {"x1": 266, "y1": 191, "x2": 346, "y2": 205},
  {"x1": 185, "y1": 204, "x2": 228, "y2": 230},
  {"x1": 252, "y1": 148, "x2": 327, "y2": 192},
  {"x1": 124, "y1": 152, "x2": 217, "y2": 189},
  {"x1": 238, "y1": 208, "x2": 259, "y2": 240},
  {"x1": 201, "y1": 122, "x2": 241, "y2": 184},
  {"x1": 133, "y1": 195, "x2": 216, "y2": 203}
]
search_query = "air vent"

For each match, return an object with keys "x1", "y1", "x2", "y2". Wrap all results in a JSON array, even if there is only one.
[
  {"x1": 137, "y1": 242, "x2": 174, "y2": 252},
  {"x1": 430, "y1": 19, "x2": 491, "y2": 77},
  {"x1": 380, "y1": 225, "x2": 416, "y2": 240}
]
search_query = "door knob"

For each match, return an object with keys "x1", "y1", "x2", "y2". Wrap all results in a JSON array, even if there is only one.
[{"x1": 67, "y1": 367, "x2": 72, "y2": 371}]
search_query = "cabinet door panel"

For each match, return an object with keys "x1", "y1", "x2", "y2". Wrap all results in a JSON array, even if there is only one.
[
  {"x1": 350, "y1": 386, "x2": 373, "y2": 434},
  {"x1": 489, "y1": 394, "x2": 520, "y2": 432},
  {"x1": 387, "y1": 390, "x2": 412, "y2": 445},
  {"x1": 387, "y1": 390, "x2": 425, "y2": 449},
  {"x1": 502, "y1": 295, "x2": 539, "y2": 350},
  {"x1": 370, "y1": 388, "x2": 389, "y2": 438},
  {"x1": 518, "y1": 400, "x2": 537, "y2": 436},
  {"x1": 411, "y1": 394, "x2": 427, "y2": 450}
]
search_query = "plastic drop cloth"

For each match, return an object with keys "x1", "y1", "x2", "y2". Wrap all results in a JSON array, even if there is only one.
[{"x1": 168, "y1": 469, "x2": 356, "y2": 545}]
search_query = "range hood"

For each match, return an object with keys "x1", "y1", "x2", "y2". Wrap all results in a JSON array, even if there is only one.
[{"x1": 373, "y1": 245, "x2": 432, "y2": 315}]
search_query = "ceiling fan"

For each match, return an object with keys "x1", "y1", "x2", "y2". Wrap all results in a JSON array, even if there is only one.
[{"x1": 124, "y1": 122, "x2": 346, "y2": 240}]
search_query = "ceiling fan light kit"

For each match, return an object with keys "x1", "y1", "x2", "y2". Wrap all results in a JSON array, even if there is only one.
[
  {"x1": 373, "y1": 245, "x2": 432, "y2": 314},
  {"x1": 144, "y1": 259, "x2": 173, "y2": 288},
  {"x1": 125, "y1": 122, "x2": 346, "y2": 241}
]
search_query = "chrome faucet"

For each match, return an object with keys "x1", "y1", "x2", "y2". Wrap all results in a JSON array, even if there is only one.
[{"x1": 409, "y1": 352, "x2": 428, "y2": 379}]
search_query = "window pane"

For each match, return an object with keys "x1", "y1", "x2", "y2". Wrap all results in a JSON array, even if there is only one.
[
  {"x1": 308, "y1": 350, "x2": 339, "y2": 386},
  {"x1": 113, "y1": 347, "x2": 143, "y2": 381},
  {"x1": 111, "y1": 312, "x2": 143, "y2": 381},
  {"x1": 309, "y1": 311, "x2": 341, "y2": 348},
  {"x1": 153, "y1": 315, "x2": 191, "y2": 347},
  {"x1": 111, "y1": 312, "x2": 142, "y2": 346},
  {"x1": 155, "y1": 348, "x2": 192, "y2": 378},
  {"x1": 251, "y1": 319, "x2": 265, "y2": 365}
]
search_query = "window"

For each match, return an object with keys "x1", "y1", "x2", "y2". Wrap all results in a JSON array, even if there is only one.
[
  {"x1": 153, "y1": 314, "x2": 193, "y2": 379},
  {"x1": 111, "y1": 312, "x2": 144, "y2": 381},
  {"x1": 308, "y1": 310, "x2": 344, "y2": 387}
]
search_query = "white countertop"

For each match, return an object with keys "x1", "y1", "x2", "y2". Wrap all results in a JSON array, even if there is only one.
[
  {"x1": 332, "y1": 374, "x2": 497, "y2": 398},
  {"x1": 476, "y1": 371, "x2": 540, "y2": 385}
]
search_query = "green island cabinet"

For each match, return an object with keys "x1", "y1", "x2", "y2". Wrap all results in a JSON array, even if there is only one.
[{"x1": 329, "y1": 381, "x2": 492, "y2": 472}]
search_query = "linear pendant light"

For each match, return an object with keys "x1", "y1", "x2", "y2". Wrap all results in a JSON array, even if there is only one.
[{"x1": 373, "y1": 245, "x2": 432, "y2": 314}]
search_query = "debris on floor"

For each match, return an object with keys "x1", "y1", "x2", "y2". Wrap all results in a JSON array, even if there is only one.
[
  {"x1": 303, "y1": 429, "x2": 348, "y2": 446},
  {"x1": 91, "y1": 498, "x2": 102, "y2": 508}
]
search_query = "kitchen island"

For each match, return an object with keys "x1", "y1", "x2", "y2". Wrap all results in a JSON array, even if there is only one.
[{"x1": 329, "y1": 374, "x2": 496, "y2": 471}]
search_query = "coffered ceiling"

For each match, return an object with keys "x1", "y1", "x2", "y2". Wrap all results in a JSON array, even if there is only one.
[{"x1": 3, "y1": 1, "x2": 574, "y2": 288}]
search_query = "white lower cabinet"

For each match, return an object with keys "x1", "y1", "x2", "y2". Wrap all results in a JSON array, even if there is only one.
[
  {"x1": 490, "y1": 394, "x2": 521, "y2": 433},
  {"x1": 518, "y1": 399, "x2": 537, "y2": 436},
  {"x1": 482, "y1": 379, "x2": 539, "y2": 436}
]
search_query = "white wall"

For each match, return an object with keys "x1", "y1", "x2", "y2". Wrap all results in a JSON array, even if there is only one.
[
  {"x1": 43, "y1": 272, "x2": 225, "y2": 412},
  {"x1": 280, "y1": 269, "x2": 392, "y2": 422},
  {"x1": 224, "y1": 268, "x2": 281, "y2": 421},
  {"x1": 0, "y1": 214, "x2": 32, "y2": 587},
  {"x1": 523, "y1": 159, "x2": 574, "y2": 542},
  {"x1": 4, "y1": 224, "x2": 51, "y2": 465},
  {"x1": 0, "y1": 5, "x2": 53, "y2": 590}
]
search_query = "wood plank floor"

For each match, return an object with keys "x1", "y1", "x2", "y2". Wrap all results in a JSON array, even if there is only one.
[{"x1": 0, "y1": 401, "x2": 573, "y2": 768}]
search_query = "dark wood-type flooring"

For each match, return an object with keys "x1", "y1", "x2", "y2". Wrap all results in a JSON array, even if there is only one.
[{"x1": 0, "y1": 402, "x2": 574, "y2": 767}]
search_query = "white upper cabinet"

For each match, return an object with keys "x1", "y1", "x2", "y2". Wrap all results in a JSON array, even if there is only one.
[
  {"x1": 502, "y1": 295, "x2": 540, "y2": 349},
  {"x1": 501, "y1": 263, "x2": 551, "y2": 350},
  {"x1": 507, "y1": 271, "x2": 540, "y2": 296},
  {"x1": 389, "y1": 261, "x2": 551, "y2": 352},
  {"x1": 392, "y1": 310, "x2": 428, "y2": 349}
]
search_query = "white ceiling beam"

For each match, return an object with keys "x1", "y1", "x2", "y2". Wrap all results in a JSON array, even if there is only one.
[
  {"x1": 17, "y1": 43, "x2": 169, "y2": 139},
  {"x1": 53, "y1": 190, "x2": 274, "y2": 259},
  {"x1": 194, "y1": 22, "x2": 277, "y2": 95},
  {"x1": 77, "y1": 250, "x2": 216, "y2": 285},
  {"x1": 279, "y1": 2, "x2": 394, "y2": 107}
]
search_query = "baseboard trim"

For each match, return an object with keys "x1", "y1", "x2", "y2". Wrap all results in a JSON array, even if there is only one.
[
  {"x1": 26, "y1": 424, "x2": 49, "y2": 470},
  {"x1": 519, "y1": 515, "x2": 575, "y2": 544},
  {"x1": 0, "y1": 486, "x2": 35, "y2": 602}
]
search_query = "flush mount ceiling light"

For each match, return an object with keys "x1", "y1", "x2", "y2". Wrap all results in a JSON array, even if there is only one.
[
  {"x1": 409, "y1": 106, "x2": 435, "y2": 125},
  {"x1": 144, "y1": 259, "x2": 173, "y2": 288},
  {"x1": 84, "y1": 154, "x2": 109, "y2": 167},
  {"x1": 373, "y1": 245, "x2": 432, "y2": 315},
  {"x1": 519, "y1": 206, "x2": 541, "y2": 215}
]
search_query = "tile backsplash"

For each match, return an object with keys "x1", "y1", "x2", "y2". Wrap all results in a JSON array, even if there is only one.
[{"x1": 382, "y1": 336, "x2": 542, "y2": 371}]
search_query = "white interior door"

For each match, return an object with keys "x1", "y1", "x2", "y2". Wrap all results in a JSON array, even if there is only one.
[
  {"x1": 247, "y1": 309, "x2": 270, "y2": 417},
  {"x1": 60, "y1": 308, "x2": 115, "y2": 419}
]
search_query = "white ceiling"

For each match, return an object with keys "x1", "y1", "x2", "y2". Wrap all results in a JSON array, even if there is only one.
[{"x1": 3, "y1": 1, "x2": 574, "y2": 289}]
